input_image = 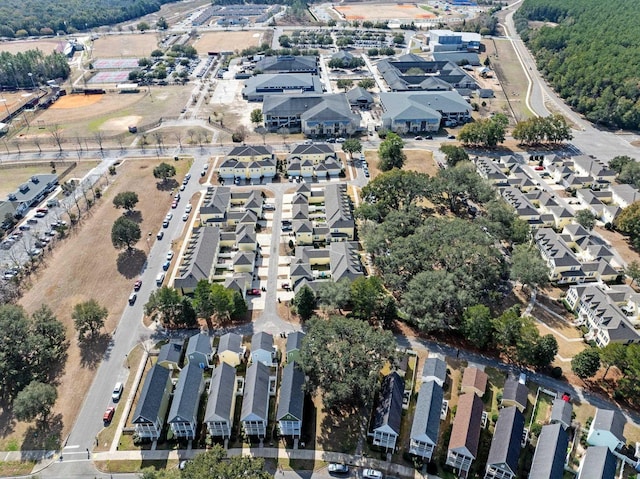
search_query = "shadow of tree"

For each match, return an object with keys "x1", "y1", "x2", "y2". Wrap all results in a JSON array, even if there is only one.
[
  {"x1": 126, "y1": 210, "x2": 143, "y2": 224},
  {"x1": 316, "y1": 404, "x2": 363, "y2": 454},
  {"x1": 156, "y1": 179, "x2": 179, "y2": 192},
  {"x1": 79, "y1": 333, "x2": 113, "y2": 369},
  {"x1": 21, "y1": 413, "x2": 63, "y2": 452},
  {"x1": 0, "y1": 401, "x2": 16, "y2": 438},
  {"x1": 117, "y1": 248, "x2": 147, "y2": 279}
]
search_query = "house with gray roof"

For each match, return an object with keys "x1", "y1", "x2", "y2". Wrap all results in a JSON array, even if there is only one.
[
  {"x1": 200, "y1": 187, "x2": 232, "y2": 223},
  {"x1": 173, "y1": 226, "x2": 220, "y2": 294},
  {"x1": 587, "y1": 408, "x2": 626, "y2": 452},
  {"x1": 243, "y1": 73, "x2": 323, "y2": 101},
  {"x1": 157, "y1": 339, "x2": 183, "y2": 370},
  {"x1": 286, "y1": 331, "x2": 305, "y2": 363},
  {"x1": 577, "y1": 446, "x2": 617, "y2": 479},
  {"x1": 421, "y1": 357, "x2": 447, "y2": 387},
  {"x1": 529, "y1": 423, "x2": 569, "y2": 479},
  {"x1": 168, "y1": 362, "x2": 205, "y2": 439},
  {"x1": 254, "y1": 55, "x2": 318, "y2": 74},
  {"x1": 132, "y1": 364, "x2": 173, "y2": 440},
  {"x1": 409, "y1": 380, "x2": 443, "y2": 461},
  {"x1": 370, "y1": 372, "x2": 405, "y2": 452},
  {"x1": 218, "y1": 332, "x2": 245, "y2": 367},
  {"x1": 251, "y1": 332, "x2": 276, "y2": 366},
  {"x1": 218, "y1": 146, "x2": 276, "y2": 181},
  {"x1": 277, "y1": 361, "x2": 305, "y2": 438},
  {"x1": 501, "y1": 378, "x2": 528, "y2": 412},
  {"x1": 241, "y1": 361, "x2": 271, "y2": 438},
  {"x1": 205, "y1": 362, "x2": 237, "y2": 439},
  {"x1": 551, "y1": 398, "x2": 572, "y2": 430},
  {"x1": 447, "y1": 393, "x2": 484, "y2": 476},
  {"x1": 484, "y1": 406, "x2": 524, "y2": 479},
  {"x1": 186, "y1": 332, "x2": 214, "y2": 368},
  {"x1": 263, "y1": 93, "x2": 360, "y2": 136},
  {"x1": 290, "y1": 241, "x2": 364, "y2": 290},
  {"x1": 379, "y1": 91, "x2": 471, "y2": 133},
  {"x1": 5, "y1": 174, "x2": 58, "y2": 218},
  {"x1": 346, "y1": 86, "x2": 374, "y2": 109}
]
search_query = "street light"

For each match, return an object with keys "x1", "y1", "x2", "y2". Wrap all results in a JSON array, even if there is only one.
[
  {"x1": 27, "y1": 73, "x2": 36, "y2": 90},
  {"x1": 146, "y1": 231, "x2": 152, "y2": 253}
]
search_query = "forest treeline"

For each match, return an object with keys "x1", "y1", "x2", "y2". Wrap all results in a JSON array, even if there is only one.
[
  {"x1": 0, "y1": 0, "x2": 179, "y2": 38},
  {"x1": 514, "y1": 0, "x2": 640, "y2": 130},
  {"x1": 0, "y1": 50, "x2": 70, "y2": 88}
]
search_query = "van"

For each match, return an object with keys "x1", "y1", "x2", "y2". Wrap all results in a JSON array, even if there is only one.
[
  {"x1": 156, "y1": 272, "x2": 166, "y2": 286},
  {"x1": 46, "y1": 199, "x2": 59, "y2": 207}
]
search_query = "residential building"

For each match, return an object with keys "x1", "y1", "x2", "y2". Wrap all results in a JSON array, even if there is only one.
[
  {"x1": 529, "y1": 423, "x2": 569, "y2": 479},
  {"x1": 186, "y1": 332, "x2": 214, "y2": 368},
  {"x1": 276, "y1": 361, "x2": 305, "y2": 438},
  {"x1": 461, "y1": 367, "x2": 488, "y2": 397},
  {"x1": 132, "y1": 364, "x2": 172, "y2": 441},
  {"x1": 173, "y1": 226, "x2": 220, "y2": 294},
  {"x1": 346, "y1": 86, "x2": 374, "y2": 109},
  {"x1": 241, "y1": 361, "x2": 271, "y2": 438},
  {"x1": 409, "y1": 380, "x2": 443, "y2": 461},
  {"x1": 205, "y1": 362, "x2": 237, "y2": 439},
  {"x1": 550, "y1": 398, "x2": 573, "y2": 430},
  {"x1": 421, "y1": 357, "x2": 447, "y2": 387},
  {"x1": 242, "y1": 73, "x2": 323, "y2": 101},
  {"x1": 157, "y1": 339, "x2": 183, "y2": 370},
  {"x1": 370, "y1": 372, "x2": 405, "y2": 452},
  {"x1": 218, "y1": 145, "x2": 276, "y2": 181},
  {"x1": 290, "y1": 241, "x2": 364, "y2": 289},
  {"x1": 251, "y1": 331, "x2": 276, "y2": 366},
  {"x1": 167, "y1": 363, "x2": 205, "y2": 439},
  {"x1": 501, "y1": 378, "x2": 528, "y2": 412},
  {"x1": 577, "y1": 446, "x2": 617, "y2": 479},
  {"x1": 218, "y1": 332, "x2": 245, "y2": 367},
  {"x1": 379, "y1": 91, "x2": 472, "y2": 133},
  {"x1": 572, "y1": 156, "x2": 616, "y2": 185},
  {"x1": 263, "y1": 93, "x2": 360, "y2": 136},
  {"x1": 587, "y1": 408, "x2": 626, "y2": 452},
  {"x1": 484, "y1": 406, "x2": 524, "y2": 479},
  {"x1": 286, "y1": 331, "x2": 305, "y2": 363},
  {"x1": 446, "y1": 393, "x2": 484, "y2": 476},
  {"x1": 254, "y1": 55, "x2": 318, "y2": 75},
  {"x1": 287, "y1": 143, "x2": 337, "y2": 164}
]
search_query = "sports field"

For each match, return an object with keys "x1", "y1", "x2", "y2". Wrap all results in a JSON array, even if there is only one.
[
  {"x1": 0, "y1": 39, "x2": 65, "y2": 54},
  {"x1": 335, "y1": 3, "x2": 436, "y2": 20},
  {"x1": 91, "y1": 33, "x2": 159, "y2": 58},
  {"x1": 88, "y1": 71, "x2": 132, "y2": 84},
  {"x1": 193, "y1": 30, "x2": 264, "y2": 53}
]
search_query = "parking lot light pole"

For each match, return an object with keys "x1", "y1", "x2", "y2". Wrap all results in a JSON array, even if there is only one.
[{"x1": 146, "y1": 232, "x2": 152, "y2": 253}]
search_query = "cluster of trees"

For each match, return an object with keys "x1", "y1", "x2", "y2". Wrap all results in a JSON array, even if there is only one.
[
  {"x1": 514, "y1": 0, "x2": 640, "y2": 129},
  {"x1": 512, "y1": 114, "x2": 573, "y2": 145},
  {"x1": 378, "y1": 132, "x2": 406, "y2": 171},
  {"x1": 614, "y1": 201, "x2": 640, "y2": 250},
  {"x1": 145, "y1": 286, "x2": 197, "y2": 329},
  {"x1": 328, "y1": 56, "x2": 365, "y2": 70},
  {"x1": 111, "y1": 191, "x2": 142, "y2": 251},
  {"x1": 241, "y1": 44, "x2": 320, "y2": 60},
  {"x1": 458, "y1": 113, "x2": 509, "y2": 148},
  {"x1": 0, "y1": 50, "x2": 70, "y2": 89},
  {"x1": 0, "y1": 304, "x2": 67, "y2": 408},
  {"x1": 0, "y1": 0, "x2": 179, "y2": 37},
  {"x1": 279, "y1": 32, "x2": 332, "y2": 48},
  {"x1": 609, "y1": 155, "x2": 640, "y2": 190},
  {"x1": 366, "y1": 47, "x2": 397, "y2": 57}
]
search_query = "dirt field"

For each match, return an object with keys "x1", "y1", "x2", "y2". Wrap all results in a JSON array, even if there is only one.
[
  {"x1": 0, "y1": 158, "x2": 190, "y2": 449},
  {"x1": 92, "y1": 34, "x2": 159, "y2": 58},
  {"x1": 595, "y1": 225, "x2": 640, "y2": 268},
  {"x1": 193, "y1": 31, "x2": 264, "y2": 53},
  {"x1": 363, "y1": 147, "x2": 437, "y2": 180},
  {"x1": 335, "y1": 3, "x2": 436, "y2": 20},
  {"x1": 0, "y1": 161, "x2": 99, "y2": 199},
  {"x1": 0, "y1": 39, "x2": 65, "y2": 55}
]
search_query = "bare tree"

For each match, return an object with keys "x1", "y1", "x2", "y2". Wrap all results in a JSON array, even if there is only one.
[
  {"x1": 278, "y1": 127, "x2": 290, "y2": 149},
  {"x1": 33, "y1": 137, "x2": 42, "y2": 154},
  {"x1": 12, "y1": 140, "x2": 21, "y2": 155},
  {"x1": 50, "y1": 125, "x2": 65, "y2": 152},
  {"x1": 140, "y1": 133, "x2": 148, "y2": 150},
  {"x1": 94, "y1": 132, "x2": 105, "y2": 154},
  {"x1": 153, "y1": 131, "x2": 163, "y2": 152},
  {"x1": 173, "y1": 131, "x2": 184, "y2": 149},
  {"x1": 256, "y1": 126, "x2": 268, "y2": 145},
  {"x1": 187, "y1": 128, "x2": 196, "y2": 145},
  {"x1": 116, "y1": 135, "x2": 125, "y2": 151},
  {"x1": 74, "y1": 135, "x2": 83, "y2": 153}
]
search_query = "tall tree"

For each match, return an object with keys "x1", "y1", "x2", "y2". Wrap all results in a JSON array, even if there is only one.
[
  {"x1": 378, "y1": 132, "x2": 406, "y2": 171},
  {"x1": 72, "y1": 299, "x2": 108, "y2": 340},
  {"x1": 179, "y1": 445, "x2": 271, "y2": 479},
  {"x1": 298, "y1": 316, "x2": 395, "y2": 410},
  {"x1": 250, "y1": 109, "x2": 263, "y2": 127},
  {"x1": 111, "y1": 216, "x2": 141, "y2": 250},
  {"x1": 13, "y1": 381, "x2": 57, "y2": 423},
  {"x1": 510, "y1": 244, "x2": 549, "y2": 291},
  {"x1": 113, "y1": 191, "x2": 139, "y2": 213},
  {"x1": 192, "y1": 280, "x2": 215, "y2": 319},
  {"x1": 462, "y1": 304, "x2": 494, "y2": 349},
  {"x1": 341, "y1": 138, "x2": 362, "y2": 158},
  {"x1": 614, "y1": 201, "x2": 640, "y2": 250},
  {"x1": 575, "y1": 210, "x2": 596, "y2": 230},
  {"x1": 358, "y1": 169, "x2": 431, "y2": 220},
  {"x1": 625, "y1": 260, "x2": 640, "y2": 286},
  {"x1": 440, "y1": 144, "x2": 469, "y2": 167},
  {"x1": 144, "y1": 286, "x2": 183, "y2": 328},
  {"x1": 0, "y1": 305, "x2": 34, "y2": 399},
  {"x1": 316, "y1": 279, "x2": 351, "y2": 313},
  {"x1": 153, "y1": 162, "x2": 176, "y2": 184},
  {"x1": 30, "y1": 305, "x2": 68, "y2": 375},
  {"x1": 571, "y1": 348, "x2": 601, "y2": 380},
  {"x1": 293, "y1": 285, "x2": 316, "y2": 321},
  {"x1": 599, "y1": 342, "x2": 628, "y2": 380}
]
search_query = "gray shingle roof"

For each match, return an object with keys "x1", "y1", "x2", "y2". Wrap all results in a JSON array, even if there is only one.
[
  {"x1": 486, "y1": 406, "x2": 524, "y2": 476},
  {"x1": 290, "y1": 143, "x2": 335, "y2": 156},
  {"x1": 186, "y1": 332, "x2": 212, "y2": 359},
  {"x1": 380, "y1": 91, "x2": 470, "y2": 119},
  {"x1": 276, "y1": 361, "x2": 305, "y2": 422},
  {"x1": 255, "y1": 55, "x2": 318, "y2": 74},
  {"x1": 372, "y1": 372, "x2": 405, "y2": 435},
  {"x1": 551, "y1": 398, "x2": 572, "y2": 429},
  {"x1": 241, "y1": 361, "x2": 271, "y2": 422},
  {"x1": 593, "y1": 409, "x2": 626, "y2": 443},
  {"x1": 132, "y1": 364, "x2": 171, "y2": 424},
  {"x1": 410, "y1": 380, "x2": 443, "y2": 445},
  {"x1": 286, "y1": 331, "x2": 305, "y2": 354},
  {"x1": 422, "y1": 357, "x2": 447, "y2": 384},
  {"x1": 251, "y1": 331, "x2": 274, "y2": 354},
  {"x1": 157, "y1": 339, "x2": 183, "y2": 365},
  {"x1": 529, "y1": 423, "x2": 568, "y2": 479},
  {"x1": 578, "y1": 446, "x2": 617, "y2": 479},
  {"x1": 243, "y1": 73, "x2": 322, "y2": 98},
  {"x1": 502, "y1": 378, "x2": 528, "y2": 409},
  {"x1": 218, "y1": 332, "x2": 243, "y2": 355},
  {"x1": 173, "y1": 226, "x2": 220, "y2": 292},
  {"x1": 204, "y1": 362, "x2": 236, "y2": 423},
  {"x1": 168, "y1": 362, "x2": 204, "y2": 424}
]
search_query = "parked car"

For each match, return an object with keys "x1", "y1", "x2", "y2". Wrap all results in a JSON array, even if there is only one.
[
  {"x1": 166, "y1": 251, "x2": 174, "y2": 261},
  {"x1": 447, "y1": 135, "x2": 456, "y2": 140},
  {"x1": 27, "y1": 218, "x2": 38, "y2": 224},
  {"x1": 157, "y1": 231, "x2": 164, "y2": 240},
  {"x1": 34, "y1": 211, "x2": 47, "y2": 218},
  {"x1": 263, "y1": 204, "x2": 276, "y2": 211},
  {"x1": 180, "y1": 184, "x2": 186, "y2": 191},
  {"x1": 162, "y1": 260, "x2": 171, "y2": 271},
  {"x1": 182, "y1": 213, "x2": 189, "y2": 221},
  {"x1": 185, "y1": 204, "x2": 192, "y2": 213},
  {"x1": 128, "y1": 293, "x2": 137, "y2": 305},
  {"x1": 103, "y1": 406, "x2": 116, "y2": 423},
  {"x1": 165, "y1": 213, "x2": 173, "y2": 221},
  {"x1": 336, "y1": 137, "x2": 346, "y2": 143},
  {"x1": 328, "y1": 463, "x2": 349, "y2": 474},
  {"x1": 174, "y1": 193, "x2": 181, "y2": 200},
  {"x1": 112, "y1": 382, "x2": 123, "y2": 401},
  {"x1": 247, "y1": 288, "x2": 261, "y2": 296},
  {"x1": 134, "y1": 279, "x2": 142, "y2": 291},
  {"x1": 363, "y1": 469, "x2": 383, "y2": 479},
  {"x1": 414, "y1": 136, "x2": 424, "y2": 140},
  {"x1": 156, "y1": 272, "x2": 166, "y2": 286},
  {"x1": 534, "y1": 166, "x2": 544, "y2": 171}
]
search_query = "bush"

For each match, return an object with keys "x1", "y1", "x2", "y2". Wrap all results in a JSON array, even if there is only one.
[
  {"x1": 231, "y1": 133, "x2": 244, "y2": 143},
  {"x1": 551, "y1": 366, "x2": 563, "y2": 378}
]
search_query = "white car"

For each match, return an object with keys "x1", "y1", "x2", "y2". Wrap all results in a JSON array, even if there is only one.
[
  {"x1": 185, "y1": 205, "x2": 192, "y2": 213},
  {"x1": 363, "y1": 469, "x2": 383, "y2": 479},
  {"x1": 182, "y1": 213, "x2": 189, "y2": 221},
  {"x1": 112, "y1": 382, "x2": 123, "y2": 401},
  {"x1": 166, "y1": 251, "x2": 174, "y2": 261}
]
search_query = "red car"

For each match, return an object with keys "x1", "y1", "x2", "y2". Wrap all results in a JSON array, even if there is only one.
[
  {"x1": 171, "y1": 201, "x2": 178, "y2": 209},
  {"x1": 103, "y1": 406, "x2": 115, "y2": 423},
  {"x1": 534, "y1": 166, "x2": 544, "y2": 171},
  {"x1": 247, "y1": 288, "x2": 261, "y2": 296},
  {"x1": 134, "y1": 279, "x2": 142, "y2": 291}
]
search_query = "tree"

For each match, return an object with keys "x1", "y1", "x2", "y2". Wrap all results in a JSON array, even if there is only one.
[
  {"x1": 111, "y1": 216, "x2": 141, "y2": 250},
  {"x1": 428, "y1": 162, "x2": 494, "y2": 215},
  {"x1": 341, "y1": 138, "x2": 362, "y2": 157},
  {"x1": 610, "y1": 155, "x2": 634, "y2": 174},
  {"x1": 179, "y1": 445, "x2": 271, "y2": 479},
  {"x1": 156, "y1": 17, "x2": 168, "y2": 29},
  {"x1": 625, "y1": 260, "x2": 640, "y2": 286},
  {"x1": 0, "y1": 305, "x2": 37, "y2": 400},
  {"x1": 600, "y1": 342, "x2": 628, "y2": 380},
  {"x1": 350, "y1": 276, "x2": 386, "y2": 322},
  {"x1": 358, "y1": 169, "x2": 430, "y2": 220},
  {"x1": 458, "y1": 114, "x2": 509, "y2": 148},
  {"x1": 13, "y1": 381, "x2": 57, "y2": 423},
  {"x1": 72, "y1": 299, "x2": 108, "y2": 340},
  {"x1": 462, "y1": 305, "x2": 494, "y2": 349},
  {"x1": 298, "y1": 316, "x2": 395, "y2": 410},
  {"x1": 529, "y1": 334, "x2": 559, "y2": 368},
  {"x1": 293, "y1": 285, "x2": 316, "y2": 321},
  {"x1": 357, "y1": 78, "x2": 376, "y2": 90},
  {"x1": 152, "y1": 162, "x2": 176, "y2": 184},
  {"x1": 336, "y1": 79, "x2": 354, "y2": 91},
  {"x1": 571, "y1": 348, "x2": 601, "y2": 380},
  {"x1": 440, "y1": 144, "x2": 469, "y2": 167},
  {"x1": 137, "y1": 21, "x2": 150, "y2": 31},
  {"x1": 378, "y1": 132, "x2": 405, "y2": 171},
  {"x1": 112, "y1": 191, "x2": 139, "y2": 213},
  {"x1": 145, "y1": 286, "x2": 184, "y2": 328},
  {"x1": 575, "y1": 210, "x2": 596, "y2": 230},
  {"x1": 30, "y1": 305, "x2": 68, "y2": 374},
  {"x1": 614, "y1": 201, "x2": 640, "y2": 250},
  {"x1": 192, "y1": 280, "x2": 215, "y2": 319},
  {"x1": 250, "y1": 108, "x2": 263, "y2": 127},
  {"x1": 316, "y1": 280, "x2": 351, "y2": 313},
  {"x1": 510, "y1": 244, "x2": 549, "y2": 291}
]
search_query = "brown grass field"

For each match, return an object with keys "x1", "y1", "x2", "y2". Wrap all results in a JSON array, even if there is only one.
[
  {"x1": 0, "y1": 161, "x2": 99, "y2": 199},
  {"x1": 0, "y1": 39, "x2": 65, "y2": 55},
  {"x1": 335, "y1": 3, "x2": 436, "y2": 20},
  {"x1": 193, "y1": 31, "x2": 264, "y2": 53},
  {"x1": 0, "y1": 158, "x2": 190, "y2": 450},
  {"x1": 92, "y1": 34, "x2": 159, "y2": 58},
  {"x1": 363, "y1": 148, "x2": 437, "y2": 179}
]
